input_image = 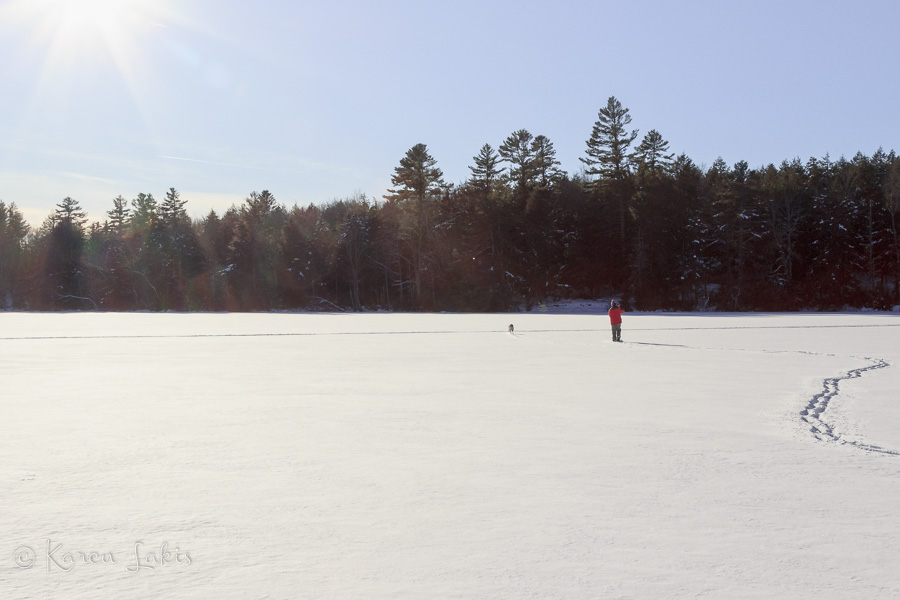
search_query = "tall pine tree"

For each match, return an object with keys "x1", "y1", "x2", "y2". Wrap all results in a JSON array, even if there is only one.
[
  {"x1": 499, "y1": 129, "x2": 537, "y2": 194},
  {"x1": 633, "y1": 129, "x2": 674, "y2": 175},
  {"x1": 468, "y1": 143, "x2": 504, "y2": 197},
  {"x1": 385, "y1": 143, "x2": 446, "y2": 305},
  {"x1": 581, "y1": 96, "x2": 639, "y2": 249},
  {"x1": 581, "y1": 96, "x2": 639, "y2": 185}
]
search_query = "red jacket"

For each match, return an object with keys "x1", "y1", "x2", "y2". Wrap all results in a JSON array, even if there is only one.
[{"x1": 608, "y1": 307, "x2": 624, "y2": 325}]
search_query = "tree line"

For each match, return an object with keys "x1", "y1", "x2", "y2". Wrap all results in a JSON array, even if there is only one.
[{"x1": 2, "y1": 96, "x2": 899, "y2": 312}]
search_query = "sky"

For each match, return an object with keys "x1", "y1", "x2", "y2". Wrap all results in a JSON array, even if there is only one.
[{"x1": 1, "y1": 0, "x2": 898, "y2": 228}]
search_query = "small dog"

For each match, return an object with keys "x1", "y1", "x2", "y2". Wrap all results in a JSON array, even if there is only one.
[{"x1": 508, "y1": 324, "x2": 515, "y2": 333}]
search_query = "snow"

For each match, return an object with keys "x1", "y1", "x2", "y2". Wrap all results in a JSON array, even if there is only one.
[{"x1": 2, "y1": 310, "x2": 900, "y2": 599}]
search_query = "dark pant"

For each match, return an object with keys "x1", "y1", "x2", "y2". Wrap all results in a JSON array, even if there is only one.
[{"x1": 611, "y1": 323, "x2": 621, "y2": 341}]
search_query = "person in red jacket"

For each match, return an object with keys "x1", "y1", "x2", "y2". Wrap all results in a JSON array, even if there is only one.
[{"x1": 608, "y1": 300, "x2": 624, "y2": 342}]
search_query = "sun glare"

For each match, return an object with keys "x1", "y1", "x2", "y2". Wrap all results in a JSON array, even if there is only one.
[
  {"x1": 0, "y1": 0, "x2": 178, "y2": 153},
  {"x1": 2, "y1": 0, "x2": 167, "y2": 67},
  {"x1": 52, "y1": 0, "x2": 130, "y2": 39}
]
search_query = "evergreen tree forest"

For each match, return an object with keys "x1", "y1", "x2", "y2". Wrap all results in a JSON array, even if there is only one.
[{"x1": 2, "y1": 97, "x2": 899, "y2": 312}]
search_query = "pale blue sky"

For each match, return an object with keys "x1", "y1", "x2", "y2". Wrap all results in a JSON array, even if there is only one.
[{"x1": 1, "y1": 0, "x2": 898, "y2": 226}]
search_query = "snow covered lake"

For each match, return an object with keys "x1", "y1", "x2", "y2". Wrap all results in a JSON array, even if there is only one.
[{"x1": 2, "y1": 310, "x2": 899, "y2": 599}]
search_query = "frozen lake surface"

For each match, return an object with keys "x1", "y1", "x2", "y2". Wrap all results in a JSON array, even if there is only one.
[{"x1": 2, "y1": 310, "x2": 899, "y2": 598}]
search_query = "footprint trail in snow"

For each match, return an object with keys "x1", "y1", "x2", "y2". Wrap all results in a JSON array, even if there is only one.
[{"x1": 800, "y1": 356, "x2": 898, "y2": 456}]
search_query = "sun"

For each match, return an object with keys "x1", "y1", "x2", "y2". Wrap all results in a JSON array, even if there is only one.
[
  {"x1": 0, "y1": 0, "x2": 179, "y2": 157},
  {"x1": 1, "y1": 0, "x2": 168, "y2": 68},
  {"x1": 51, "y1": 0, "x2": 134, "y2": 42}
]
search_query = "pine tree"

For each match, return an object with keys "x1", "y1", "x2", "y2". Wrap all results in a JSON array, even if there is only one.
[
  {"x1": 763, "y1": 159, "x2": 806, "y2": 291},
  {"x1": 227, "y1": 190, "x2": 284, "y2": 308},
  {"x1": 131, "y1": 193, "x2": 157, "y2": 232},
  {"x1": 580, "y1": 96, "x2": 639, "y2": 186},
  {"x1": 498, "y1": 129, "x2": 536, "y2": 192},
  {"x1": 885, "y1": 156, "x2": 900, "y2": 304},
  {"x1": 581, "y1": 96, "x2": 639, "y2": 247},
  {"x1": 466, "y1": 144, "x2": 509, "y2": 305},
  {"x1": 385, "y1": 143, "x2": 446, "y2": 305},
  {"x1": 386, "y1": 143, "x2": 446, "y2": 206},
  {"x1": 335, "y1": 195, "x2": 376, "y2": 311},
  {"x1": 159, "y1": 187, "x2": 188, "y2": 227},
  {"x1": 95, "y1": 209, "x2": 133, "y2": 310},
  {"x1": 531, "y1": 135, "x2": 564, "y2": 187},
  {"x1": 242, "y1": 190, "x2": 279, "y2": 223},
  {"x1": 0, "y1": 201, "x2": 28, "y2": 251},
  {"x1": 54, "y1": 196, "x2": 88, "y2": 229},
  {"x1": 468, "y1": 143, "x2": 504, "y2": 196},
  {"x1": 125, "y1": 193, "x2": 162, "y2": 308},
  {"x1": 633, "y1": 129, "x2": 674, "y2": 175},
  {"x1": 46, "y1": 197, "x2": 90, "y2": 308},
  {"x1": 0, "y1": 201, "x2": 29, "y2": 307},
  {"x1": 107, "y1": 195, "x2": 131, "y2": 234}
]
